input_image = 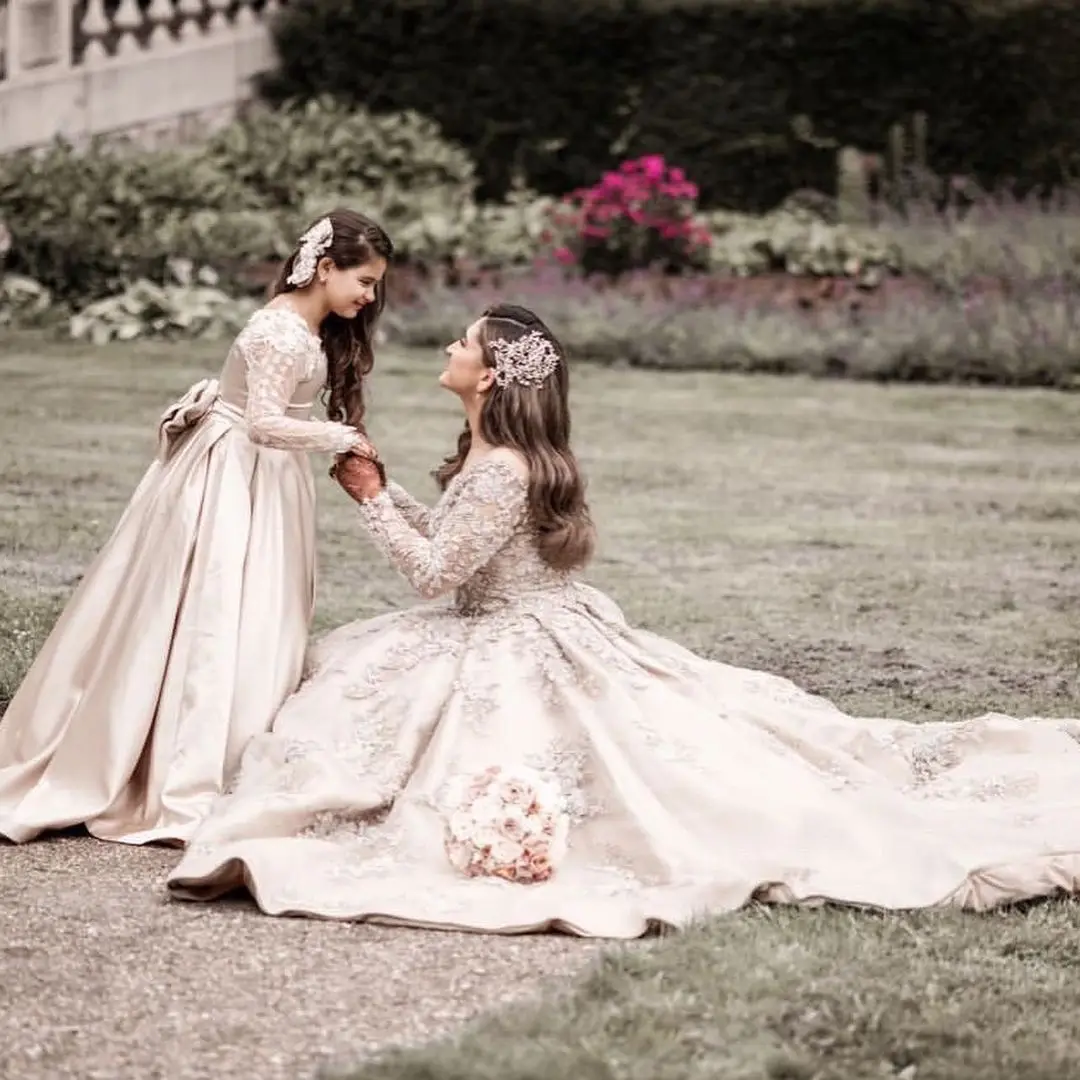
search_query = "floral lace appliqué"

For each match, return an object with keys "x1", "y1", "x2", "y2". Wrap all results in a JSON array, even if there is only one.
[
  {"x1": 233, "y1": 307, "x2": 360, "y2": 453},
  {"x1": 356, "y1": 458, "x2": 534, "y2": 600}
]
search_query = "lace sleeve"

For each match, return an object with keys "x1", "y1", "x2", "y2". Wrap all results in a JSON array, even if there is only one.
[
  {"x1": 386, "y1": 481, "x2": 433, "y2": 537},
  {"x1": 239, "y1": 309, "x2": 362, "y2": 453},
  {"x1": 357, "y1": 457, "x2": 527, "y2": 599}
]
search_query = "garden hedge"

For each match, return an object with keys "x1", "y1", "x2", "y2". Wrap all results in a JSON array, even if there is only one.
[{"x1": 262, "y1": 0, "x2": 1080, "y2": 210}]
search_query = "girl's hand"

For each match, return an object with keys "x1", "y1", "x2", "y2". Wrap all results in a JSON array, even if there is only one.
[{"x1": 349, "y1": 433, "x2": 380, "y2": 462}]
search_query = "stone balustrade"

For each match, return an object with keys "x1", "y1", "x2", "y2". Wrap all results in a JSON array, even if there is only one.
[{"x1": 0, "y1": 0, "x2": 287, "y2": 152}]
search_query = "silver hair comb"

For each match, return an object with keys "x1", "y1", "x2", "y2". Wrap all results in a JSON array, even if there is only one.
[
  {"x1": 490, "y1": 330, "x2": 560, "y2": 389},
  {"x1": 286, "y1": 217, "x2": 334, "y2": 287}
]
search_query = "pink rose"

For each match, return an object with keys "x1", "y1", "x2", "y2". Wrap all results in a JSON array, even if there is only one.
[
  {"x1": 498, "y1": 778, "x2": 536, "y2": 808},
  {"x1": 499, "y1": 812, "x2": 527, "y2": 841},
  {"x1": 527, "y1": 852, "x2": 553, "y2": 881}
]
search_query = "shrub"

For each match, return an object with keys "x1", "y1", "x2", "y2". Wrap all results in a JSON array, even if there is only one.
[
  {"x1": 286, "y1": 173, "x2": 556, "y2": 274},
  {"x1": 69, "y1": 260, "x2": 257, "y2": 345},
  {"x1": 704, "y1": 203, "x2": 903, "y2": 286},
  {"x1": 384, "y1": 267, "x2": 1080, "y2": 388},
  {"x1": 549, "y1": 154, "x2": 711, "y2": 275},
  {"x1": 263, "y1": 0, "x2": 1079, "y2": 209},
  {"x1": 466, "y1": 183, "x2": 560, "y2": 270},
  {"x1": 0, "y1": 99, "x2": 477, "y2": 303},
  {"x1": 0, "y1": 274, "x2": 52, "y2": 327},
  {"x1": 293, "y1": 182, "x2": 476, "y2": 270},
  {"x1": 202, "y1": 96, "x2": 477, "y2": 213},
  {"x1": 876, "y1": 196, "x2": 1080, "y2": 289},
  {"x1": 0, "y1": 140, "x2": 256, "y2": 302}
]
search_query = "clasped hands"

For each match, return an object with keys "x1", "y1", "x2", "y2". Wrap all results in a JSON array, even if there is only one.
[{"x1": 331, "y1": 435, "x2": 386, "y2": 503}]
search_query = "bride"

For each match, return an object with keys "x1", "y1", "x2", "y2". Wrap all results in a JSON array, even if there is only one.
[{"x1": 168, "y1": 304, "x2": 1080, "y2": 939}]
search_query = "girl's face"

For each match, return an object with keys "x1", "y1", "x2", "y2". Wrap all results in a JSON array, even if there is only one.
[
  {"x1": 440, "y1": 319, "x2": 494, "y2": 398},
  {"x1": 320, "y1": 255, "x2": 387, "y2": 319}
]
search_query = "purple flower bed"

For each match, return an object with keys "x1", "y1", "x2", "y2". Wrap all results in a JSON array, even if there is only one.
[
  {"x1": 374, "y1": 152, "x2": 1080, "y2": 388},
  {"x1": 385, "y1": 266, "x2": 1080, "y2": 387}
]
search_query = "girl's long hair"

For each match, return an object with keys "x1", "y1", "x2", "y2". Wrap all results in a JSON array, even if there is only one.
[{"x1": 271, "y1": 207, "x2": 393, "y2": 433}]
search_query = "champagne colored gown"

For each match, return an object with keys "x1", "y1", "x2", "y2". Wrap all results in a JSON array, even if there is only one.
[
  {"x1": 168, "y1": 453, "x2": 1080, "y2": 937},
  {"x1": 0, "y1": 307, "x2": 360, "y2": 845}
]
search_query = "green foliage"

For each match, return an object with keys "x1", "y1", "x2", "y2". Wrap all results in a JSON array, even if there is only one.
[
  {"x1": 388, "y1": 269, "x2": 1080, "y2": 388},
  {"x1": 0, "y1": 98, "x2": 477, "y2": 301},
  {"x1": 0, "y1": 274, "x2": 52, "y2": 327},
  {"x1": 69, "y1": 260, "x2": 257, "y2": 345},
  {"x1": 466, "y1": 183, "x2": 559, "y2": 269},
  {"x1": 202, "y1": 96, "x2": 477, "y2": 212},
  {"x1": 337, "y1": 905, "x2": 1080, "y2": 1080},
  {"x1": 704, "y1": 204, "x2": 903, "y2": 286},
  {"x1": 5, "y1": 86, "x2": 1080, "y2": 398},
  {"x1": 154, "y1": 207, "x2": 295, "y2": 268},
  {"x1": 0, "y1": 592, "x2": 65, "y2": 712},
  {"x1": 296, "y1": 175, "x2": 556, "y2": 271},
  {"x1": 0, "y1": 139, "x2": 257, "y2": 302},
  {"x1": 876, "y1": 201, "x2": 1080, "y2": 288},
  {"x1": 263, "y1": 0, "x2": 1080, "y2": 209}
]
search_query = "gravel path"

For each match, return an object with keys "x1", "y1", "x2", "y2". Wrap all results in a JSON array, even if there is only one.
[{"x1": 0, "y1": 836, "x2": 605, "y2": 1080}]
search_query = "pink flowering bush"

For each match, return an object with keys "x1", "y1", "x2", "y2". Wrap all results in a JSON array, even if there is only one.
[{"x1": 547, "y1": 154, "x2": 711, "y2": 276}]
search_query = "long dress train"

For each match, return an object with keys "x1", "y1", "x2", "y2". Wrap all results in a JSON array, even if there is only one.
[
  {"x1": 0, "y1": 307, "x2": 361, "y2": 845},
  {"x1": 167, "y1": 453, "x2": 1080, "y2": 937}
]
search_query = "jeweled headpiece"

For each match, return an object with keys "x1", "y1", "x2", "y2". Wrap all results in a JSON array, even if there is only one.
[
  {"x1": 286, "y1": 217, "x2": 334, "y2": 287},
  {"x1": 489, "y1": 330, "x2": 560, "y2": 389}
]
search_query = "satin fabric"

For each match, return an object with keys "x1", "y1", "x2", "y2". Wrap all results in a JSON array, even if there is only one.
[
  {"x1": 166, "y1": 460, "x2": 1080, "y2": 938},
  {"x1": 0, "y1": 397, "x2": 316, "y2": 844}
]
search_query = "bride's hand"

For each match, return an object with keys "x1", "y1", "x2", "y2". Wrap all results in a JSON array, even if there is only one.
[{"x1": 331, "y1": 451, "x2": 385, "y2": 502}]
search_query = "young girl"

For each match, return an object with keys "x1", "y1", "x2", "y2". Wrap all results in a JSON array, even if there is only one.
[
  {"x1": 168, "y1": 304, "x2": 1080, "y2": 938},
  {"x1": 0, "y1": 208, "x2": 393, "y2": 847}
]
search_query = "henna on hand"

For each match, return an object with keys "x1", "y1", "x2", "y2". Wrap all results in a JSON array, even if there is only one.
[{"x1": 333, "y1": 452, "x2": 385, "y2": 502}]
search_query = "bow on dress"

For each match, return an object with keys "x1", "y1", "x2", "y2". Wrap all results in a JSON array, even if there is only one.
[{"x1": 156, "y1": 378, "x2": 220, "y2": 463}]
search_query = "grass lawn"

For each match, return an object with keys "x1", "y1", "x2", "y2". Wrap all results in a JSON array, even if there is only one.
[{"x1": 2, "y1": 330, "x2": 1080, "y2": 1080}]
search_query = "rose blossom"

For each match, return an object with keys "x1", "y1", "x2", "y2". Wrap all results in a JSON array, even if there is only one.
[{"x1": 498, "y1": 808, "x2": 528, "y2": 840}]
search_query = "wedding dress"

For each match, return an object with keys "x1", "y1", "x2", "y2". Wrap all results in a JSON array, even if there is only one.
[
  {"x1": 168, "y1": 453, "x2": 1080, "y2": 938},
  {"x1": 0, "y1": 307, "x2": 361, "y2": 845}
]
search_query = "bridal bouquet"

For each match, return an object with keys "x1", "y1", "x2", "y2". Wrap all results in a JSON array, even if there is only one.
[{"x1": 443, "y1": 765, "x2": 569, "y2": 884}]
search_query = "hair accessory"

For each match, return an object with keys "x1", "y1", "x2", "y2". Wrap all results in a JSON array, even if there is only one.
[
  {"x1": 490, "y1": 330, "x2": 560, "y2": 389},
  {"x1": 286, "y1": 217, "x2": 334, "y2": 287}
]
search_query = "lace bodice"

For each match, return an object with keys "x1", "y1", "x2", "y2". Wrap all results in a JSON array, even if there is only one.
[
  {"x1": 357, "y1": 455, "x2": 572, "y2": 612},
  {"x1": 217, "y1": 307, "x2": 361, "y2": 453}
]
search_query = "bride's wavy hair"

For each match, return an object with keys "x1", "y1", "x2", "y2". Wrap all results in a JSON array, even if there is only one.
[
  {"x1": 271, "y1": 207, "x2": 393, "y2": 434},
  {"x1": 434, "y1": 304, "x2": 596, "y2": 571}
]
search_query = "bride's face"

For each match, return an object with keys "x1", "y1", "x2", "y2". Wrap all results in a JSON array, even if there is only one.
[{"x1": 440, "y1": 319, "x2": 495, "y2": 398}]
